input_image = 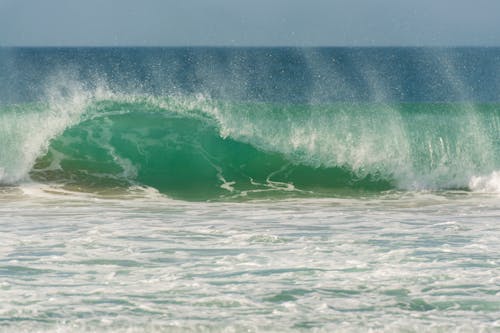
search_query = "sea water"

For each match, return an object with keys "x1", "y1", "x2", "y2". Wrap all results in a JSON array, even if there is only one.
[{"x1": 0, "y1": 48, "x2": 499, "y2": 332}]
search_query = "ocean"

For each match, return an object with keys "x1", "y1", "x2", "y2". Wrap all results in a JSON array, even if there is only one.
[{"x1": 0, "y1": 47, "x2": 499, "y2": 332}]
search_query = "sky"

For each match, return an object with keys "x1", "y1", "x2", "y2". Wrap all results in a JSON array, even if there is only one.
[{"x1": 1, "y1": 0, "x2": 500, "y2": 47}]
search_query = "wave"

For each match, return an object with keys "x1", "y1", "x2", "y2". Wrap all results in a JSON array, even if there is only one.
[{"x1": 1, "y1": 80, "x2": 499, "y2": 200}]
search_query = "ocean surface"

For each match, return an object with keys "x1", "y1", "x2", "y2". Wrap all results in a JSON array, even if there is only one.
[{"x1": 0, "y1": 47, "x2": 499, "y2": 332}]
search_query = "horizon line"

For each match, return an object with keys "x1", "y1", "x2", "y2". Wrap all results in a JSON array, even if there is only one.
[{"x1": 2, "y1": 45, "x2": 500, "y2": 49}]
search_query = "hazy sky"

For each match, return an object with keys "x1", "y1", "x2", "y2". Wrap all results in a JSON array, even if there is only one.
[{"x1": 1, "y1": 0, "x2": 500, "y2": 46}]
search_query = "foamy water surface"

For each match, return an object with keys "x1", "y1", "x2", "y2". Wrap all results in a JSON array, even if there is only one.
[{"x1": 0, "y1": 185, "x2": 498, "y2": 332}]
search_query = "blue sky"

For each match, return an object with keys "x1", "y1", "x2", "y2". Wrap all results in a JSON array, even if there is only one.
[{"x1": 1, "y1": 0, "x2": 500, "y2": 46}]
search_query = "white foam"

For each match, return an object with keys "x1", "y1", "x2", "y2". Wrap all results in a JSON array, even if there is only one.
[{"x1": 469, "y1": 171, "x2": 500, "y2": 193}]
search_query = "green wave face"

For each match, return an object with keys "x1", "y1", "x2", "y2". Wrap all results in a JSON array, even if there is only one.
[{"x1": 24, "y1": 96, "x2": 500, "y2": 200}]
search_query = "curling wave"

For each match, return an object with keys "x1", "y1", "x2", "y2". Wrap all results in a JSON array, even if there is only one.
[{"x1": 1, "y1": 84, "x2": 499, "y2": 200}]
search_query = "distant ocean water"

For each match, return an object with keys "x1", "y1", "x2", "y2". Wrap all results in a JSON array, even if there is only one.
[{"x1": 0, "y1": 47, "x2": 499, "y2": 332}]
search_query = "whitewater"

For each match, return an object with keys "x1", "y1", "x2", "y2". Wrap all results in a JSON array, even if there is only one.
[{"x1": 0, "y1": 47, "x2": 499, "y2": 332}]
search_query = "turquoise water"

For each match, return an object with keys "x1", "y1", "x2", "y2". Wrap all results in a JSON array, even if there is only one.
[{"x1": 1, "y1": 48, "x2": 500, "y2": 332}]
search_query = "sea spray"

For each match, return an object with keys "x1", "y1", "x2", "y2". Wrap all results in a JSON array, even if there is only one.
[{"x1": 0, "y1": 72, "x2": 95, "y2": 184}]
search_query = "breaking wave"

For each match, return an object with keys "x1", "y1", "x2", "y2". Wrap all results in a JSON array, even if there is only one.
[{"x1": 1, "y1": 83, "x2": 499, "y2": 200}]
